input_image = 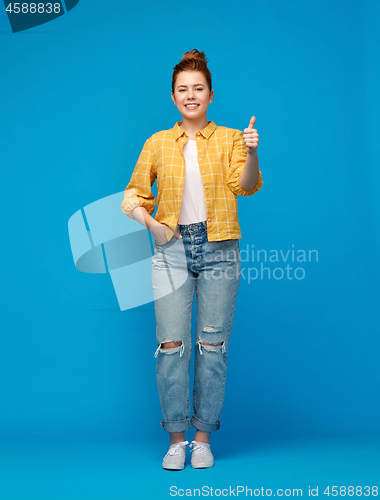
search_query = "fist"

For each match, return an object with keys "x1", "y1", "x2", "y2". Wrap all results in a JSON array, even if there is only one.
[{"x1": 243, "y1": 116, "x2": 259, "y2": 153}]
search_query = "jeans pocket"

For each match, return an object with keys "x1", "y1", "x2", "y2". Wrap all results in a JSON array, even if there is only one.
[
  {"x1": 155, "y1": 238, "x2": 171, "y2": 248},
  {"x1": 154, "y1": 234, "x2": 180, "y2": 248},
  {"x1": 155, "y1": 233, "x2": 181, "y2": 250},
  {"x1": 155, "y1": 237, "x2": 175, "y2": 250}
]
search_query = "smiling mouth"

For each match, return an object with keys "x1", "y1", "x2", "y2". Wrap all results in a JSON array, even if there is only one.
[{"x1": 185, "y1": 104, "x2": 199, "y2": 108}]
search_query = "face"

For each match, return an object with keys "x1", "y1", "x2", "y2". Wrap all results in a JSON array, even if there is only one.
[{"x1": 171, "y1": 71, "x2": 214, "y2": 120}]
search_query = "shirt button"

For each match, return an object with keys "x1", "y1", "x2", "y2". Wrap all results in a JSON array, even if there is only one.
[
  {"x1": 198, "y1": 157, "x2": 201, "y2": 161},
  {"x1": 205, "y1": 186, "x2": 208, "y2": 189},
  {"x1": 208, "y1": 218, "x2": 211, "y2": 221},
  {"x1": 197, "y1": 137, "x2": 200, "y2": 141},
  {"x1": 202, "y1": 171, "x2": 205, "y2": 174},
  {"x1": 207, "y1": 201, "x2": 209, "y2": 204}
]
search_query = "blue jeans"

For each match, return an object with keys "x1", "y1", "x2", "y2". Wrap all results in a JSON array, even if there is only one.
[{"x1": 152, "y1": 220, "x2": 241, "y2": 433}]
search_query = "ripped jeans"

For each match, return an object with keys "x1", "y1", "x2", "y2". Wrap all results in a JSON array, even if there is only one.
[{"x1": 151, "y1": 220, "x2": 241, "y2": 433}]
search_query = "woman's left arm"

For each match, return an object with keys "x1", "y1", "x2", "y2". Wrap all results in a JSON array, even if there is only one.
[{"x1": 239, "y1": 116, "x2": 260, "y2": 191}]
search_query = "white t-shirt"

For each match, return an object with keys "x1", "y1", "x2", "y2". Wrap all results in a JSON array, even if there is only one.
[{"x1": 177, "y1": 139, "x2": 208, "y2": 225}]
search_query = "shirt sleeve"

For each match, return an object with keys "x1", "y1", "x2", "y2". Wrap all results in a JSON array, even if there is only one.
[
  {"x1": 121, "y1": 137, "x2": 157, "y2": 219},
  {"x1": 227, "y1": 129, "x2": 263, "y2": 196}
]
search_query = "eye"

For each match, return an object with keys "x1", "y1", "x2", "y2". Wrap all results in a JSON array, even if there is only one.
[{"x1": 196, "y1": 88, "x2": 203, "y2": 91}]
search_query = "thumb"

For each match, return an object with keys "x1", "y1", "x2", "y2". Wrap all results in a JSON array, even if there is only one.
[{"x1": 248, "y1": 116, "x2": 256, "y2": 129}]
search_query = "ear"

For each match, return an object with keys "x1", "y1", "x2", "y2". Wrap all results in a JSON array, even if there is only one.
[
  {"x1": 209, "y1": 89, "x2": 214, "y2": 103},
  {"x1": 171, "y1": 92, "x2": 176, "y2": 106}
]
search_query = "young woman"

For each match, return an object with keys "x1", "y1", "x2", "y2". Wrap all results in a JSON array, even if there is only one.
[{"x1": 121, "y1": 49, "x2": 263, "y2": 470}]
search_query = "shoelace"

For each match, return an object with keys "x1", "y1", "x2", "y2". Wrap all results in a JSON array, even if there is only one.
[
  {"x1": 190, "y1": 441, "x2": 208, "y2": 454},
  {"x1": 164, "y1": 440, "x2": 189, "y2": 458}
]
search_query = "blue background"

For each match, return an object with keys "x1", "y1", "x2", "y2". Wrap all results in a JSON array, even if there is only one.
[{"x1": 1, "y1": 0, "x2": 379, "y2": 498}]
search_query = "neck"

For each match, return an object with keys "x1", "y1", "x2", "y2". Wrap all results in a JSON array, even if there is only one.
[{"x1": 179, "y1": 117, "x2": 210, "y2": 140}]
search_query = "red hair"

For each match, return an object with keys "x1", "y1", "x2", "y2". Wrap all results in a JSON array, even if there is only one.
[{"x1": 172, "y1": 49, "x2": 212, "y2": 93}]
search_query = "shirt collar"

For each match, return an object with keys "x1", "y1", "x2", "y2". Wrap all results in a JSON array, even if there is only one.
[{"x1": 173, "y1": 120, "x2": 217, "y2": 140}]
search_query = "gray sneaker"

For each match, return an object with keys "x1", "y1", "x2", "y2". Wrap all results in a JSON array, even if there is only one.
[
  {"x1": 190, "y1": 441, "x2": 214, "y2": 468},
  {"x1": 162, "y1": 441, "x2": 189, "y2": 470}
]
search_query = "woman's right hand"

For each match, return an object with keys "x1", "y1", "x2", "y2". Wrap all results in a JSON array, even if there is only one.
[
  {"x1": 149, "y1": 223, "x2": 182, "y2": 244},
  {"x1": 150, "y1": 223, "x2": 169, "y2": 244}
]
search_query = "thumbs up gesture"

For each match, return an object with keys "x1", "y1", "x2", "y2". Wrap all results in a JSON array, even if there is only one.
[{"x1": 243, "y1": 116, "x2": 259, "y2": 154}]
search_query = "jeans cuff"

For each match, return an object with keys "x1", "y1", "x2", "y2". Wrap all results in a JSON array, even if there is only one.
[
  {"x1": 160, "y1": 418, "x2": 191, "y2": 433},
  {"x1": 191, "y1": 414, "x2": 220, "y2": 432}
]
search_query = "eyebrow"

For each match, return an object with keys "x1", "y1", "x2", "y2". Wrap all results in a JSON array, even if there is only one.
[{"x1": 177, "y1": 83, "x2": 205, "y2": 88}]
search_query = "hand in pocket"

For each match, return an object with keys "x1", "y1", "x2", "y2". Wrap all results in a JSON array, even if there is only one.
[{"x1": 150, "y1": 223, "x2": 182, "y2": 245}]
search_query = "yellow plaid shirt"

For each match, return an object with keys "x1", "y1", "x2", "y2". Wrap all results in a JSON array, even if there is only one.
[{"x1": 121, "y1": 120, "x2": 263, "y2": 242}]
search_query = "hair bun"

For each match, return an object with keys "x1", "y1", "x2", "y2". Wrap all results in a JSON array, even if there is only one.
[{"x1": 181, "y1": 49, "x2": 208, "y2": 64}]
